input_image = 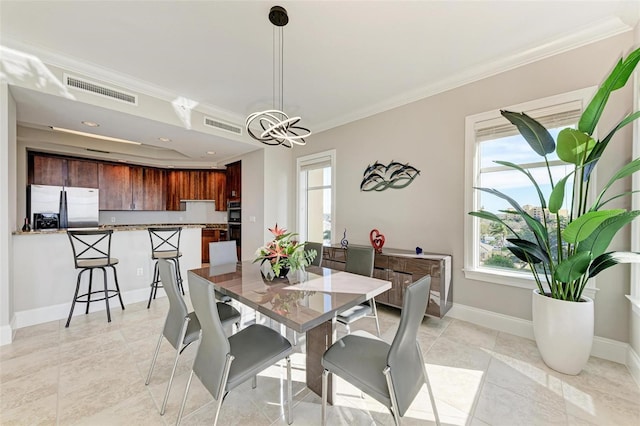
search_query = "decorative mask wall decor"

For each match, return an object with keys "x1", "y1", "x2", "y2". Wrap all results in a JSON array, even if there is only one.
[{"x1": 360, "y1": 160, "x2": 420, "y2": 191}]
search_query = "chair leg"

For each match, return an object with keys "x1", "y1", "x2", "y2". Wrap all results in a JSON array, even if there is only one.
[
  {"x1": 102, "y1": 267, "x2": 112, "y2": 323},
  {"x1": 145, "y1": 332, "x2": 164, "y2": 385},
  {"x1": 176, "y1": 370, "x2": 194, "y2": 426},
  {"x1": 212, "y1": 354, "x2": 234, "y2": 426},
  {"x1": 252, "y1": 375, "x2": 257, "y2": 389},
  {"x1": 345, "y1": 323, "x2": 351, "y2": 334},
  {"x1": 161, "y1": 317, "x2": 190, "y2": 416},
  {"x1": 86, "y1": 269, "x2": 93, "y2": 314},
  {"x1": 111, "y1": 265, "x2": 125, "y2": 310},
  {"x1": 383, "y1": 366, "x2": 402, "y2": 426},
  {"x1": 321, "y1": 369, "x2": 329, "y2": 426},
  {"x1": 66, "y1": 269, "x2": 85, "y2": 328},
  {"x1": 370, "y1": 299, "x2": 381, "y2": 337},
  {"x1": 286, "y1": 356, "x2": 292, "y2": 425},
  {"x1": 147, "y1": 261, "x2": 159, "y2": 309},
  {"x1": 418, "y1": 344, "x2": 440, "y2": 426}
]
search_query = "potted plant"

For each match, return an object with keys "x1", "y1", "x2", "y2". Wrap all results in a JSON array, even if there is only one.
[
  {"x1": 254, "y1": 224, "x2": 317, "y2": 279},
  {"x1": 469, "y1": 47, "x2": 640, "y2": 375}
]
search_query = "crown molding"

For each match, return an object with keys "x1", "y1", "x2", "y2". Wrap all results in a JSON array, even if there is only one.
[{"x1": 313, "y1": 16, "x2": 634, "y2": 134}]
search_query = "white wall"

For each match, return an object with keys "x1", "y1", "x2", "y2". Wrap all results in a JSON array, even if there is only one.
[
  {"x1": 295, "y1": 33, "x2": 636, "y2": 343},
  {"x1": 0, "y1": 82, "x2": 17, "y2": 344}
]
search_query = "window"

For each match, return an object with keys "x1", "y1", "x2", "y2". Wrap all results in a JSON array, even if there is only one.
[
  {"x1": 464, "y1": 88, "x2": 595, "y2": 288},
  {"x1": 297, "y1": 150, "x2": 336, "y2": 245}
]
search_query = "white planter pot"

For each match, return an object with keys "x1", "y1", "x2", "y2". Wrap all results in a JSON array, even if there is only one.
[{"x1": 532, "y1": 289, "x2": 594, "y2": 375}]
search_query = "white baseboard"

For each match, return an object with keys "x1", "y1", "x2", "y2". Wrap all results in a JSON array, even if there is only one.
[
  {"x1": 627, "y1": 346, "x2": 640, "y2": 388},
  {"x1": 0, "y1": 315, "x2": 16, "y2": 346},
  {"x1": 13, "y1": 287, "x2": 166, "y2": 329},
  {"x1": 446, "y1": 302, "x2": 629, "y2": 365}
]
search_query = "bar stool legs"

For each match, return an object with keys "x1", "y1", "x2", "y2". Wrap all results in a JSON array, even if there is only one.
[
  {"x1": 147, "y1": 258, "x2": 184, "y2": 309},
  {"x1": 65, "y1": 266, "x2": 125, "y2": 328}
]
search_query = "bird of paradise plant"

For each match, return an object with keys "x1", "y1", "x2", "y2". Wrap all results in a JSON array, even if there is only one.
[
  {"x1": 469, "y1": 46, "x2": 640, "y2": 302},
  {"x1": 254, "y1": 224, "x2": 316, "y2": 277}
]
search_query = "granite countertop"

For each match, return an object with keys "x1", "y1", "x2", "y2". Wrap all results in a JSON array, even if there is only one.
[{"x1": 14, "y1": 223, "x2": 228, "y2": 235}]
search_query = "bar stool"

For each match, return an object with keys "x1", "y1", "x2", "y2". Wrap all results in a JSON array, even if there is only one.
[
  {"x1": 147, "y1": 227, "x2": 184, "y2": 308},
  {"x1": 66, "y1": 229, "x2": 125, "y2": 327}
]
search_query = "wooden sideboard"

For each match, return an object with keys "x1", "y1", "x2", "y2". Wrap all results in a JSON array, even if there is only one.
[{"x1": 322, "y1": 246, "x2": 452, "y2": 318}]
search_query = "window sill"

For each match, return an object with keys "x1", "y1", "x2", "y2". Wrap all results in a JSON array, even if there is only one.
[
  {"x1": 626, "y1": 295, "x2": 640, "y2": 315},
  {"x1": 464, "y1": 267, "x2": 598, "y2": 299}
]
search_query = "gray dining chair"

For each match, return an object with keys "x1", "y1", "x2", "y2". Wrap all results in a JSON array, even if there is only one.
[
  {"x1": 145, "y1": 259, "x2": 240, "y2": 416},
  {"x1": 321, "y1": 276, "x2": 440, "y2": 426},
  {"x1": 336, "y1": 245, "x2": 381, "y2": 336},
  {"x1": 208, "y1": 240, "x2": 238, "y2": 303},
  {"x1": 305, "y1": 241, "x2": 323, "y2": 267},
  {"x1": 177, "y1": 272, "x2": 294, "y2": 425}
]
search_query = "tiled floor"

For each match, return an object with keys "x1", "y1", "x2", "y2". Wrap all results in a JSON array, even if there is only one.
[{"x1": 1, "y1": 297, "x2": 639, "y2": 425}]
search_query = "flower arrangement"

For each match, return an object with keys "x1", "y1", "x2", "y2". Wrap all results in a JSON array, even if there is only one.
[{"x1": 254, "y1": 224, "x2": 317, "y2": 278}]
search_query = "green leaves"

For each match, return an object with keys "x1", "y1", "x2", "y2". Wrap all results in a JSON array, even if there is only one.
[
  {"x1": 500, "y1": 110, "x2": 555, "y2": 156},
  {"x1": 554, "y1": 252, "x2": 592, "y2": 283},
  {"x1": 556, "y1": 128, "x2": 595, "y2": 165},
  {"x1": 593, "y1": 158, "x2": 640, "y2": 210},
  {"x1": 548, "y1": 173, "x2": 574, "y2": 214},
  {"x1": 589, "y1": 252, "x2": 640, "y2": 278},
  {"x1": 579, "y1": 47, "x2": 640, "y2": 135},
  {"x1": 577, "y1": 211, "x2": 640, "y2": 258},
  {"x1": 562, "y1": 209, "x2": 625, "y2": 243}
]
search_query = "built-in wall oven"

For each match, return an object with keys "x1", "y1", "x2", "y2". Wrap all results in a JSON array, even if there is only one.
[{"x1": 228, "y1": 201, "x2": 241, "y2": 223}]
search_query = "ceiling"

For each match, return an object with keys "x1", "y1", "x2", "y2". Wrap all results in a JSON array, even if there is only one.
[{"x1": 1, "y1": 1, "x2": 639, "y2": 167}]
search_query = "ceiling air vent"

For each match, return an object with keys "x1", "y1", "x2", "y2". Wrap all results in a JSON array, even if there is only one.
[
  {"x1": 64, "y1": 73, "x2": 138, "y2": 105},
  {"x1": 204, "y1": 116, "x2": 243, "y2": 135}
]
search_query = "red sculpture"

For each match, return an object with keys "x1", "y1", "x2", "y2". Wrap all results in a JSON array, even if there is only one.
[{"x1": 369, "y1": 229, "x2": 385, "y2": 254}]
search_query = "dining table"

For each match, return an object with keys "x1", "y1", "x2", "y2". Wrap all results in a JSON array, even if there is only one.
[{"x1": 187, "y1": 260, "x2": 392, "y2": 403}]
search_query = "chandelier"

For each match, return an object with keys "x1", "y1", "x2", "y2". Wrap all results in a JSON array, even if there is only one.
[{"x1": 245, "y1": 5, "x2": 311, "y2": 148}]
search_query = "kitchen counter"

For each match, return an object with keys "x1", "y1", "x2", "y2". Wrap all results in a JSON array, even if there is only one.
[
  {"x1": 12, "y1": 225, "x2": 204, "y2": 328},
  {"x1": 13, "y1": 223, "x2": 228, "y2": 235}
]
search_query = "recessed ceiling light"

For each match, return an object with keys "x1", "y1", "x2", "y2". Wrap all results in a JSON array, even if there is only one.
[
  {"x1": 158, "y1": 137, "x2": 171, "y2": 142},
  {"x1": 81, "y1": 121, "x2": 99, "y2": 127},
  {"x1": 118, "y1": 159, "x2": 128, "y2": 163},
  {"x1": 168, "y1": 165, "x2": 174, "y2": 168},
  {"x1": 206, "y1": 151, "x2": 216, "y2": 155},
  {"x1": 51, "y1": 127, "x2": 141, "y2": 145}
]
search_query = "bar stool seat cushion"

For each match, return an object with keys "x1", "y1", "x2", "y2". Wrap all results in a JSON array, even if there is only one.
[
  {"x1": 76, "y1": 257, "x2": 119, "y2": 268},
  {"x1": 322, "y1": 330, "x2": 391, "y2": 407},
  {"x1": 154, "y1": 250, "x2": 182, "y2": 259}
]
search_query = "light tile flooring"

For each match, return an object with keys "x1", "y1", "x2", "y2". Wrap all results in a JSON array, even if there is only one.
[{"x1": 1, "y1": 297, "x2": 639, "y2": 425}]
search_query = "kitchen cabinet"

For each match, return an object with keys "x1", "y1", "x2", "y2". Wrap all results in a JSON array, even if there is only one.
[
  {"x1": 100, "y1": 164, "x2": 166, "y2": 211},
  {"x1": 225, "y1": 160, "x2": 241, "y2": 202},
  {"x1": 99, "y1": 163, "x2": 133, "y2": 210},
  {"x1": 28, "y1": 153, "x2": 98, "y2": 188},
  {"x1": 166, "y1": 170, "x2": 227, "y2": 211},
  {"x1": 322, "y1": 246, "x2": 452, "y2": 318},
  {"x1": 134, "y1": 167, "x2": 166, "y2": 211},
  {"x1": 66, "y1": 158, "x2": 98, "y2": 188}
]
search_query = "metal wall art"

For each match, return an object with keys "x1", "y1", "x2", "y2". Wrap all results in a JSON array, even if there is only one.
[
  {"x1": 360, "y1": 160, "x2": 420, "y2": 191},
  {"x1": 340, "y1": 229, "x2": 349, "y2": 249},
  {"x1": 370, "y1": 229, "x2": 385, "y2": 254}
]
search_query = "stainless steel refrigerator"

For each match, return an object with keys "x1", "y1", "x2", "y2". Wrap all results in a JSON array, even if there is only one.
[{"x1": 29, "y1": 184, "x2": 99, "y2": 228}]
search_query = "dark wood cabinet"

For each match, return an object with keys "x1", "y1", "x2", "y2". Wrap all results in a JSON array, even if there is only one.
[
  {"x1": 322, "y1": 246, "x2": 452, "y2": 318},
  {"x1": 29, "y1": 153, "x2": 98, "y2": 188},
  {"x1": 29, "y1": 152, "x2": 225, "y2": 212},
  {"x1": 225, "y1": 161, "x2": 241, "y2": 203},
  {"x1": 66, "y1": 158, "x2": 98, "y2": 188},
  {"x1": 136, "y1": 168, "x2": 166, "y2": 211},
  {"x1": 99, "y1": 163, "x2": 133, "y2": 210},
  {"x1": 166, "y1": 170, "x2": 227, "y2": 211}
]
